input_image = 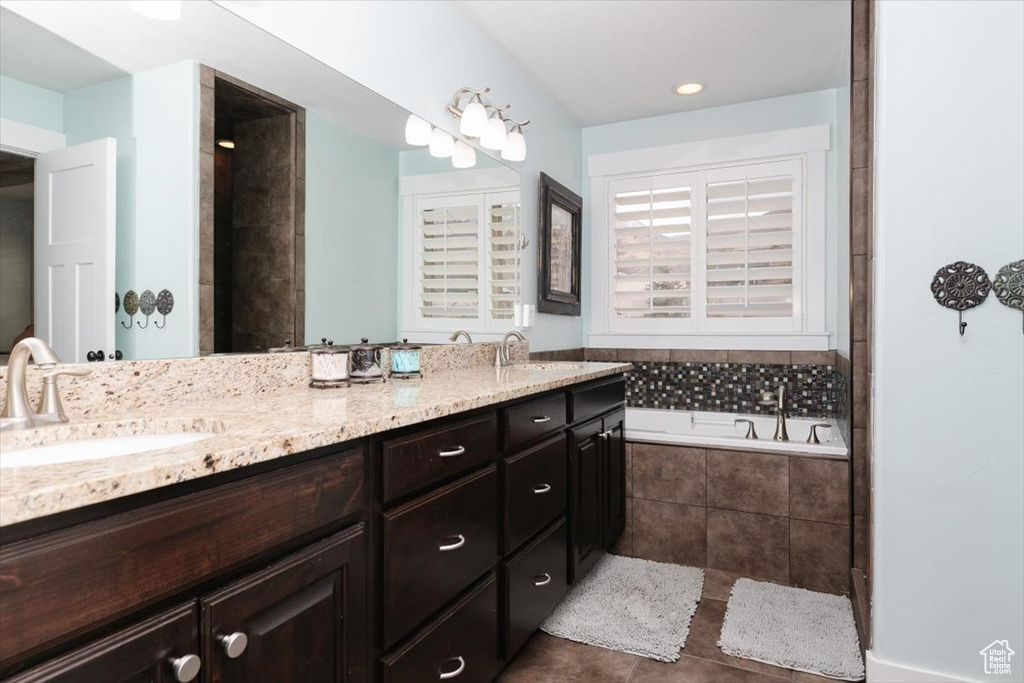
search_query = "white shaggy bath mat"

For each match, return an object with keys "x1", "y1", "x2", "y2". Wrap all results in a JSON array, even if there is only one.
[
  {"x1": 540, "y1": 554, "x2": 704, "y2": 662},
  {"x1": 719, "y1": 579, "x2": 865, "y2": 681}
]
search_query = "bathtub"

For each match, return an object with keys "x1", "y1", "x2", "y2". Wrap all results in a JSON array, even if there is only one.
[{"x1": 625, "y1": 407, "x2": 848, "y2": 459}]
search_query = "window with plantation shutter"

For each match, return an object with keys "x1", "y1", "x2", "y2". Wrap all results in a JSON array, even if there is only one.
[
  {"x1": 486, "y1": 191, "x2": 521, "y2": 322},
  {"x1": 610, "y1": 173, "x2": 695, "y2": 326},
  {"x1": 704, "y1": 160, "x2": 802, "y2": 326},
  {"x1": 417, "y1": 196, "x2": 482, "y2": 320}
]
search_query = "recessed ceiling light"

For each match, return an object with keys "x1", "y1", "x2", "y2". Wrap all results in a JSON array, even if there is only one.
[
  {"x1": 674, "y1": 83, "x2": 704, "y2": 96},
  {"x1": 217, "y1": 140, "x2": 235, "y2": 149}
]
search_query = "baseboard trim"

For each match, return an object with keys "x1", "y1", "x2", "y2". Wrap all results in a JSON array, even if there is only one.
[{"x1": 866, "y1": 650, "x2": 979, "y2": 682}]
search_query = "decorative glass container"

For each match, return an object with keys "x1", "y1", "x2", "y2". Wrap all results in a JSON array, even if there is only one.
[
  {"x1": 350, "y1": 337, "x2": 385, "y2": 384},
  {"x1": 390, "y1": 339, "x2": 422, "y2": 379},
  {"x1": 309, "y1": 339, "x2": 350, "y2": 388}
]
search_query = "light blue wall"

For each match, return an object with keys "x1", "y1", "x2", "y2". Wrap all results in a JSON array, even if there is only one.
[
  {"x1": 217, "y1": 0, "x2": 583, "y2": 351},
  {"x1": 871, "y1": 1, "x2": 1023, "y2": 679},
  {"x1": 580, "y1": 90, "x2": 846, "y2": 348},
  {"x1": 398, "y1": 147, "x2": 504, "y2": 177},
  {"x1": 64, "y1": 61, "x2": 198, "y2": 360},
  {"x1": 0, "y1": 74, "x2": 63, "y2": 132},
  {"x1": 306, "y1": 110, "x2": 400, "y2": 345}
]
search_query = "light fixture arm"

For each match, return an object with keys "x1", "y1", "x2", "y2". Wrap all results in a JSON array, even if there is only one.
[{"x1": 446, "y1": 86, "x2": 491, "y2": 119}]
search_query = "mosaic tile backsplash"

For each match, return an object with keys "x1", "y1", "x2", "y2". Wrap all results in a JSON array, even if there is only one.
[{"x1": 625, "y1": 361, "x2": 837, "y2": 418}]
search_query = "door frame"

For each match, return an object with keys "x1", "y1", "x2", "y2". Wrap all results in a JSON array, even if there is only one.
[{"x1": 0, "y1": 118, "x2": 66, "y2": 157}]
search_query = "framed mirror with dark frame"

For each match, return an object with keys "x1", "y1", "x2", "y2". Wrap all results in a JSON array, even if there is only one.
[{"x1": 537, "y1": 172, "x2": 582, "y2": 316}]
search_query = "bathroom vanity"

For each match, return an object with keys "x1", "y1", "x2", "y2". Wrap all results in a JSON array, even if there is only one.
[{"x1": 0, "y1": 361, "x2": 628, "y2": 683}]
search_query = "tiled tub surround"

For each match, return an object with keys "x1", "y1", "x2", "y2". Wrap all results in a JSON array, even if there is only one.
[
  {"x1": 614, "y1": 440, "x2": 851, "y2": 595},
  {"x1": 0, "y1": 342, "x2": 618, "y2": 526}
]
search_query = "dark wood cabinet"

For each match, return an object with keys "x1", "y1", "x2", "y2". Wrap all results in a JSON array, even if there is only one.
[
  {"x1": 503, "y1": 434, "x2": 567, "y2": 554},
  {"x1": 568, "y1": 418, "x2": 604, "y2": 583},
  {"x1": 201, "y1": 526, "x2": 365, "y2": 683},
  {"x1": 6, "y1": 603, "x2": 199, "y2": 683},
  {"x1": 503, "y1": 518, "x2": 568, "y2": 659},
  {"x1": 603, "y1": 409, "x2": 627, "y2": 549}
]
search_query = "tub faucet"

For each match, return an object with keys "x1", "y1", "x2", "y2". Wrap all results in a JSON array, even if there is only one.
[
  {"x1": 2, "y1": 337, "x2": 89, "y2": 431},
  {"x1": 448, "y1": 330, "x2": 473, "y2": 344},
  {"x1": 498, "y1": 330, "x2": 527, "y2": 367},
  {"x1": 759, "y1": 385, "x2": 789, "y2": 442}
]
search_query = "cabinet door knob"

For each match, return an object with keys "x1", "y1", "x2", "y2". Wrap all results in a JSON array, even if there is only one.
[
  {"x1": 438, "y1": 534, "x2": 466, "y2": 552},
  {"x1": 170, "y1": 654, "x2": 201, "y2": 682},
  {"x1": 439, "y1": 655, "x2": 466, "y2": 680},
  {"x1": 220, "y1": 632, "x2": 248, "y2": 658},
  {"x1": 438, "y1": 446, "x2": 466, "y2": 458},
  {"x1": 532, "y1": 416, "x2": 551, "y2": 424},
  {"x1": 532, "y1": 483, "x2": 552, "y2": 494},
  {"x1": 533, "y1": 573, "x2": 552, "y2": 587}
]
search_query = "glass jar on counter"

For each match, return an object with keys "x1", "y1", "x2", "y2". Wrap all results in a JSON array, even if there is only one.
[
  {"x1": 309, "y1": 339, "x2": 350, "y2": 388},
  {"x1": 390, "y1": 339, "x2": 422, "y2": 379},
  {"x1": 350, "y1": 337, "x2": 386, "y2": 384}
]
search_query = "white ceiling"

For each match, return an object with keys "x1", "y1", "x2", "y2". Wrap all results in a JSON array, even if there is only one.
[{"x1": 452, "y1": 0, "x2": 851, "y2": 126}]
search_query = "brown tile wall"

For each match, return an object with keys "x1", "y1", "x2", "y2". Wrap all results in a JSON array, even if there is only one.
[{"x1": 621, "y1": 440, "x2": 850, "y2": 594}]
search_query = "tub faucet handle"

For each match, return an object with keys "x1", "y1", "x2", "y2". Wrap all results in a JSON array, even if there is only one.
[
  {"x1": 806, "y1": 423, "x2": 832, "y2": 445},
  {"x1": 735, "y1": 418, "x2": 758, "y2": 440}
]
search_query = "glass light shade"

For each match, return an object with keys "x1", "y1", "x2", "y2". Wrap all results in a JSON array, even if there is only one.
[
  {"x1": 480, "y1": 115, "x2": 508, "y2": 151},
  {"x1": 459, "y1": 99, "x2": 488, "y2": 138},
  {"x1": 404, "y1": 115, "x2": 432, "y2": 146},
  {"x1": 127, "y1": 0, "x2": 181, "y2": 21},
  {"x1": 501, "y1": 127, "x2": 526, "y2": 162},
  {"x1": 429, "y1": 128, "x2": 455, "y2": 158},
  {"x1": 452, "y1": 140, "x2": 477, "y2": 169}
]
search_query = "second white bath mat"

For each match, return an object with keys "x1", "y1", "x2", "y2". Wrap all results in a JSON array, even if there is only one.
[
  {"x1": 719, "y1": 578, "x2": 865, "y2": 681},
  {"x1": 540, "y1": 554, "x2": 704, "y2": 662}
]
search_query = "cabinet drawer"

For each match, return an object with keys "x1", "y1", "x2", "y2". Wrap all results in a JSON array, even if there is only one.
[
  {"x1": 504, "y1": 393, "x2": 567, "y2": 452},
  {"x1": 504, "y1": 434, "x2": 567, "y2": 554},
  {"x1": 504, "y1": 518, "x2": 569, "y2": 659},
  {"x1": 568, "y1": 376, "x2": 625, "y2": 424},
  {"x1": 381, "y1": 573, "x2": 500, "y2": 683},
  {"x1": 383, "y1": 466, "x2": 498, "y2": 647},
  {"x1": 382, "y1": 412, "x2": 497, "y2": 503},
  {"x1": 0, "y1": 449, "x2": 363, "y2": 667},
  {"x1": 6, "y1": 603, "x2": 198, "y2": 683}
]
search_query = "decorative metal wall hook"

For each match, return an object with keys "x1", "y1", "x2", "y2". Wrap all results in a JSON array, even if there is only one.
[
  {"x1": 930, "y1": 261, "x2": 991, "y2": 336},
  {"x1": 518, "y1": 233, "x2": 530, "y2": 250},
  {"x1": 121, "y1": 290, "x2": 139, "y2": 329},
  {"x1": 137, "y1": 289, "x2": 156, "y2": 329},
  {"x1": 154, "y1": 289, "x2": 174, "y2": 329},
  {"x1": 993, "y1": 259, "x2": 1024, "y2": 333}
]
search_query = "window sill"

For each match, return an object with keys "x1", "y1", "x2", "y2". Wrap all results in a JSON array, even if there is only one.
[{"x1": 586, "y1": 332, "x2": 830, "y2": 351}]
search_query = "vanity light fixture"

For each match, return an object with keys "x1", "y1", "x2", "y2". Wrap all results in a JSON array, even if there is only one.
[
  {"x1": 404, "y1": 115, "x2": 432, "y2": 146},
  {"x1": 429, "y1": 128, "x2": 455, "y2": 158},
  {"x1": 501, "y1": 119, "x2": 529, "y2": 162},
  {"x1": 674, "y1": 82, "x2": 704, "y2": 95},
  {"x1": 452, "y1": 140, "x2": 477, "y2": 169},
  {"x1": 480, "y1": 105, "x2": 510, "y2": 151},
  {"x1": 216, "y1": 139, "x2": 235, "y2": 149},
  {"x1": 127, "y1": 0, "x2": 182, "y2": 21}
]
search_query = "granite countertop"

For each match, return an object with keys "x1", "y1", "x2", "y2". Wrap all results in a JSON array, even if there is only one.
[{"x1": 0, "y1": 362, "x2": 630, "y2": 527}]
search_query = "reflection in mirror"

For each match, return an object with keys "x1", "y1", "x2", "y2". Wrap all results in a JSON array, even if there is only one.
[{"x1": 0, "y1": 1, "x2": 521, "y2": 363}]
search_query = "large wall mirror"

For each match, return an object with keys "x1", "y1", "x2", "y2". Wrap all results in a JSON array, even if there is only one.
[{"x1": 0, "y1": 0, "x2": 522, "y2": 363}]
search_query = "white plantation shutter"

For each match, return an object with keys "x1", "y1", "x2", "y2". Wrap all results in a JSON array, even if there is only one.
[
  {"x1": 486, "y1": 191, "x2": 521, "y2": 322},
  {"x1": 610, "y1": 172, "x2": 695, "y2": 327},
  {"x1": 417, "y1": 196, "x2": 482, "y2": 320},
  {"x1": 703, "y1": 160, "x2": 802, "y2": 327}
]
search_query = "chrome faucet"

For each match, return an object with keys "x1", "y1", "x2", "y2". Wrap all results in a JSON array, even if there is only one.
[
  {"x1": 759, "y1": 385, "x2": 789, "y2": 442},
  {"x1": 448, "y1": 330, "x2": 473, "y2": 344},
  {"x1": 1, "y1": 337, "x2": 89, "y2": 431},
  {"x1": 498, "y1": 330, "x2": 527, "y2": 367}
]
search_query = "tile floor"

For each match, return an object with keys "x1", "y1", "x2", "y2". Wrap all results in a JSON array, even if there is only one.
[{"x1": 498, "y1": 568, "x2": 842, "y2": 683}]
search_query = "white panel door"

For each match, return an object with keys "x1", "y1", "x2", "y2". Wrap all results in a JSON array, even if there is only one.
[{"x1": 34, "y1": 138, "x2": 116, "y2": 363}]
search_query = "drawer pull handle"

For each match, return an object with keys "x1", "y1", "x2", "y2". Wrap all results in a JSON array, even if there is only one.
[
  {"x1": 438, "y1": 534, "x2": 466, "y2": 552},
  {"x1": 170, "y1": 654, "x2": 201, "y2": 682},
  {"x1": 439, "y1": 446, "x2": 466, "y2": 458},
  {"x1": 439, "y1": 655, "x2": 466, "y2": 679},
  {"x1": 532, "y1": 416, "x2": 552, "y2": 424},
  {"x1": 220, "y1": 632, "x2": 248, "y2": 659},
  {"x1": 533, "y1": 483, "x2": 552, "y2": 494},
  {"x1": 533, "y1": 573, "x2": 552, "y2": 587}
]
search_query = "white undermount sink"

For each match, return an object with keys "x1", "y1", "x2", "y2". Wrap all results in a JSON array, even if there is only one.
[{"x1": 0, "y1": 432, "x2": 217, "y2": 469}]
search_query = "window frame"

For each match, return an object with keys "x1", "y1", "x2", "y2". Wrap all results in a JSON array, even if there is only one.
[{"x1": 588, "y1": 125, "x2": 830, "y2": 351}]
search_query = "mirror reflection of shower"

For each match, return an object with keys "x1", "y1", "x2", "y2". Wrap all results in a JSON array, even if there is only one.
[{"x1": 0, "y1": 150, "x2": 35, "y2": 365}]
